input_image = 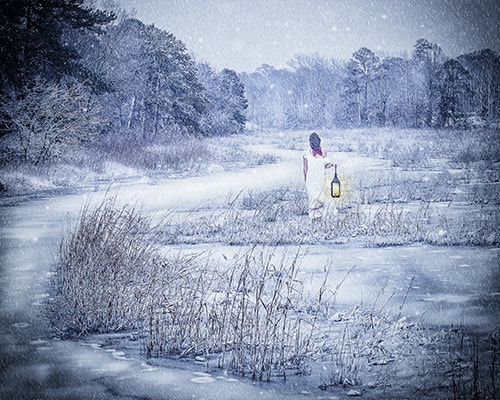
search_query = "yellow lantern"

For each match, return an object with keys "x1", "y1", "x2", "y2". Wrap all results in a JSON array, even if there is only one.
[{"x1": 331, "y1": 164, "x2": 341, "y2": 198}]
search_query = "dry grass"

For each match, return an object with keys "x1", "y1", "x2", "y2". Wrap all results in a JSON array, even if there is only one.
[
  {"x1": 51, "y1": 199, "x2": 327, "y2": 379},
  {"x1": 159, "y1": 189, "x2": 498, "y2": 247},
  {"x1": 49, "y1": 127, "x2": 499, "y2": 396},
  {"x1": 51, "y1": 195, "x2": 499, "y2": 397}
]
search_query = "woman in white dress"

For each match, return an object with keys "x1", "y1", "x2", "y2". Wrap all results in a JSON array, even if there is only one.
[{"x1": 302, "y1": 132, "x2": 333, "y2": 223}]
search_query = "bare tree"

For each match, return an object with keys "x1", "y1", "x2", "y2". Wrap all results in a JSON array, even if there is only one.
[{"x1": 1, "y1": 80, "x2": 105, "y2": 165}]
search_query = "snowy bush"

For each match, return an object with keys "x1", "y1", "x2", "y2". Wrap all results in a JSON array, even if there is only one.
[
  {"x1": 95, "y1": 134, "x2": 213, "y2": 174},
  {"x1": 0, "y1": 80, "x2": 105, "y2": 166}
]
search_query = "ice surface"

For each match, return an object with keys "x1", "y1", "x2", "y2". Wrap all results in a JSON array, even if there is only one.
[{"x1": 0, "y1": 139, "x2": 498, "y2": 399}]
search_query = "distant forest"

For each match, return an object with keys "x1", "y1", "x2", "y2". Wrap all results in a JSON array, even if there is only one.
[
  {"x1": 0, "y1": 1, "x2": 498, "y2": 166},
  {"x1": 241, "y1": 44, "x2": 499, "y2": 130}
]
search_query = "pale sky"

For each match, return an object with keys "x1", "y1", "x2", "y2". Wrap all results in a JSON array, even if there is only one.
[{"x1": 119, "y1": 0, "x2": 500, "y2": 72}]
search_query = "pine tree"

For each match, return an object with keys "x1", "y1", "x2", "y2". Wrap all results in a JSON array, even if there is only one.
[
  {"x1": 0, "y1": 0, "x2": 115, "y2": 93},
  {"x1": 412, "y1": 39, "x2": 446, "y2": 127},
  {"x1": 95, "y1": 19, "x2": 206, "y2": 140},
  {"x1": 346, "y1": 47, "x2": 380, "y2": 125},
  {"x1": 197, "y1": 64, "x2": 247, "y2": 136},
  {"x1": 459, "y1": 49, "x2": 500, "y2": 122},
  {"x1": 438, "y1": 59, "x2": 471, "y2": 127}
]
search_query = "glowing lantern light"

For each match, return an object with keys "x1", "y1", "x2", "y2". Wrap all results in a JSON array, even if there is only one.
[{"x1": 331, "y1": 164, "x2": 341, "y2": 198}]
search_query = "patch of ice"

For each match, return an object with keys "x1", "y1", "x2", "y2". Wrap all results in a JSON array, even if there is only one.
[
  {"x1": 35, "y1": 346, "x2": 52, "y2": 351},
  {"x1": 11, "y1": 322, "x2": 29, "y2": 328},
  {"x1": 140, "y1": 362, "x2": 157, "y2": 372},
  {"x1": 30, "y1": 339, "x2": 47, "y2": 345},
  {"x1": 191, "y1": 371, "x2": 217, "y2": 383},
  {"x1": 112, "y1": 351, "x2": 127, "y2": 359}
]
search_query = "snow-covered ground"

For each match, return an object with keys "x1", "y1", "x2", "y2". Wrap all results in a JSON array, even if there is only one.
[{"x1": 0, "y1": 130, "x2": 498, "y2": 399}]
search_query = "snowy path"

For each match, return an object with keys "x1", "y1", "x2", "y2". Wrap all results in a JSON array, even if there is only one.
[{"x1": 0, "y1": 146, "x2": 498, "y2": 399}]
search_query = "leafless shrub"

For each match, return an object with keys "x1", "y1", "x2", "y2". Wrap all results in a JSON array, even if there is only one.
[
  {"x1": 51, "y1": 196, "x2": 160, "y2": 336},
  {"x1": 0, "y1": 80, "x2": 105, "y2": 166}
]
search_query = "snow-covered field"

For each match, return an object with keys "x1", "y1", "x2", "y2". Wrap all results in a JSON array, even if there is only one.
[{"x1": 0, "y1": 129, "x2": 498, "y2": 399}]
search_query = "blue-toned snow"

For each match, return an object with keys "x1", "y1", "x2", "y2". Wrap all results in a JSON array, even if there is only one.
[{"x1": 0, "y1": 137, "x2": 497, "y2": 399}]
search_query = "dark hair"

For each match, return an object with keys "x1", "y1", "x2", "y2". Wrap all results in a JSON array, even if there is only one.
[{"x1": 309, "y1": 132, "x2": 322, "y2": 154}]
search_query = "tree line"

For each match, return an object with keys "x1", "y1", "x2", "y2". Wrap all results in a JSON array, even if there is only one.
[
  {"x1": 0, "y1": 1, "x2": 247, "y2": 166},
  {"x1": 241, "y1": 42, "x2": 499, "y2": 130},
  {"x1": 0, "y1": 1, "x2": 498, "y2": 167}
]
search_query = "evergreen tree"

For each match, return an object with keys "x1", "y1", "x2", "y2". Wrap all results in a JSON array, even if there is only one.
[
  {"x1": 373, "y1": 57, "x2": 409, "y2": 126},
  {"x1": 95, "y1": 19, "x2": 206, "y2": 140},
  {"x1": 144, "y1": 24, "x2": 205, "y2": 138},
  {"x1": 438, "y1": 59, "x2": 471, "y2": 127},
  {"x1": 346, "y1": 47, "x2": 380, "y2": 125},
  {"x1": 97, "y1": 18, "x2": 150, "y2": 136},
  {"x1": 459, "y1": 49, "x2": 500, "y2": 122},
  {"x1": 197, "y1": 64, "x2": 247, "y2": 136},
  {"x1": 412, "y1": 38, "x2": 446, "y2": 126},
  {"x1": 0, "y1": 0, "x2": 115, "y2": 93}
]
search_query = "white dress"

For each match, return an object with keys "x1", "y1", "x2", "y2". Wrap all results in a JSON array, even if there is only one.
[{"x1": 302, "y1": 149, "x2": 330, "y2": 220}]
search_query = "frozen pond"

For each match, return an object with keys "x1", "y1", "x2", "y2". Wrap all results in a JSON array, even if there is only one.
[{"x1": 0, "y1": 148, "x2": 498, "y2": 399}]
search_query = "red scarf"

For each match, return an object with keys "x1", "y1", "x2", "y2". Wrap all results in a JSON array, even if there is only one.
[{"x1": 312, "y1": 147, "x2": 323, "y2": 157}]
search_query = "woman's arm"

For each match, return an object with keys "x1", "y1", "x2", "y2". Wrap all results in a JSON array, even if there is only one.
[
  {"x1": 323, "y1": 151, "x2": 334, "y2": 168},
  {"x1": 303, "y1": 156, "x2": 308, "y2": 181}
]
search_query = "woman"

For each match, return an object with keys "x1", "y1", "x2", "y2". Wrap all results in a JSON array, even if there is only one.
[{"x1": 302, "y1": 132, "x2": 333, "y2": 223}]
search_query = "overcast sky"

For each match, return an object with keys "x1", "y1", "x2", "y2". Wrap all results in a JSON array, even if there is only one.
[{"x1": 119, "y1": 0, "x2": 500, "y2": 72}]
